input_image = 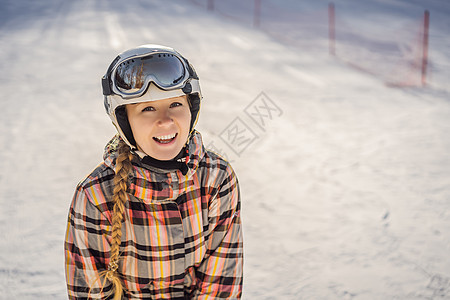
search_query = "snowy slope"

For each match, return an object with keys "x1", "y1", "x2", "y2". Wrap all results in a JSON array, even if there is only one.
[{"x1": 0, "y1": 0, "x2": 449, "y2": 299}]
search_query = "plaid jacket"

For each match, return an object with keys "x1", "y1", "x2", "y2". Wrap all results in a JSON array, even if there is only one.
[{"x1": 65, "y1": 131, "x2": 243, "y2": 299}]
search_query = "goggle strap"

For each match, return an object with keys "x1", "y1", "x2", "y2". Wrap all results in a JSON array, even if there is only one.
[
  {"x1": 102, "y1": 55, "x2": 120, "y2": 96},
  {"x1": 183, "y1": 58, "x2": 199, "y2": 80},
  {"x1": 182, "y1": 82, "x2": 192, "y2": 94},
  {"x1": 102, "y1": 76, "x2": 112, "y2": 95}
]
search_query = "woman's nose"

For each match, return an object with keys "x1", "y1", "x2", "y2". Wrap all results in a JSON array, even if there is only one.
[{"x1": 157, "y1": 110, "x2": 173, "y2": 126}]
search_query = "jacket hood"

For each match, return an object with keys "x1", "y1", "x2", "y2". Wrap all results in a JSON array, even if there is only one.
[{"x1": 103, "y1": 130, "x2": 206, "y2": 183}]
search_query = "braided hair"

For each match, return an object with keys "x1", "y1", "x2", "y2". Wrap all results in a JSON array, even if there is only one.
[{"x1": 89, "y1": 139, "x2": 133, "y2": 299}]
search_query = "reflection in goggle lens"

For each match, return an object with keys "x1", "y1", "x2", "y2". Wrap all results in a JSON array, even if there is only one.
[{"x1": 114, "y1": 54, "x2": 186, "y2": 94}]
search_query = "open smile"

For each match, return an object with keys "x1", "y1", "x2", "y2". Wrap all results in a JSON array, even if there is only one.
[{"x1": 153, "y1": 133, "x2": 178, "y2": 145}]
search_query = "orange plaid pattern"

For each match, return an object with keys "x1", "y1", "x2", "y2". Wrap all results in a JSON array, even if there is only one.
[{"x1": 65, "y1": 132, "x2": 243, "y2": 299}]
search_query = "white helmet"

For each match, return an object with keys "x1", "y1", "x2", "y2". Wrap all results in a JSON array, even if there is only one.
[{"x1": 102, "y1": 44, "x2": 202, "y2": 148}]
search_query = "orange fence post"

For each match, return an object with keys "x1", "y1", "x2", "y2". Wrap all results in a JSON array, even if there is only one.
[
  {"x1": 254, "y1": 0, "x2": 261, "y2": 28},
  {"x1": 329, "y1": 2, "x2": 336, "y2": 56},
  {"x1": 207, "y1": 0, "x2": 214, "y2": 11},
  {"x1": 421, "y1": 10, "x2": 430, "y2": 86}
]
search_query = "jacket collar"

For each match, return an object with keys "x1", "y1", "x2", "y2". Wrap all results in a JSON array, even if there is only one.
[{"x1": 103, "y1": 130, "x2": 205, "y2": 180}]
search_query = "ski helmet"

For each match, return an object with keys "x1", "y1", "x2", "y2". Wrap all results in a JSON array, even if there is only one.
[{"x1": 102, "y1": 44, "x2": 202, "y2": 149}]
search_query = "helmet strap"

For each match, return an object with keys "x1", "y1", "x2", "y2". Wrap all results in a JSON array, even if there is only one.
[
  {"x1": 188, "y1": 94, "x2": 201, "y2": 132},
  {"x1": 115, "y1": 106, "x2": 137, "y2": 148}
]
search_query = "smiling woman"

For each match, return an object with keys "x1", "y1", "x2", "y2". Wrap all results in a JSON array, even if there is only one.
[
  {"x1": 126, "y1": 96, "x2": 191, "y2": 161},
  {"x1": 64, "y1": 44, "x2": 243, "y2": 300}
]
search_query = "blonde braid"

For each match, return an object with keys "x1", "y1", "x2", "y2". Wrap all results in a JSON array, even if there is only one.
[{"x1": 90, "y1": 139, "x2": 133, "y2": 299}]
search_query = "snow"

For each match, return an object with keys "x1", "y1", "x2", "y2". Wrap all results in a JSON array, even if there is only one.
[{"x1": 0, "y1": 0, "x2": 449, "y2": 299}]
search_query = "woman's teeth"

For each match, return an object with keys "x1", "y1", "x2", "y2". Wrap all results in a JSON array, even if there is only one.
[{"x1": 153, "y1": 133, "x2": 177, "y2": 144}]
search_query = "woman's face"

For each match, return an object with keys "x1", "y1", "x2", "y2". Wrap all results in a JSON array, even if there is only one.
[{"x1": 126, "y1": 95, "x2": 191, "y2": 161}]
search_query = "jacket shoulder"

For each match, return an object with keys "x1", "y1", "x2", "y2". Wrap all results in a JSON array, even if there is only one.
[
  {"x1": 74, "y1": 162, "x2": 115, "y2": 212},
  {"x1": 78, "y1": 162, "x2": 115, "y2": 188},
  {"x1": 203, "y1": 150, "x2": 234, "y2": 171},
  {"x1": 199, "y1": 150, "x2": 238, "y2": 186}
]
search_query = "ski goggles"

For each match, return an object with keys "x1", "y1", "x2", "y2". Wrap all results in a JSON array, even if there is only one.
[{"x1": 102, "y1": 51, "x2": 193, "y2": 99}]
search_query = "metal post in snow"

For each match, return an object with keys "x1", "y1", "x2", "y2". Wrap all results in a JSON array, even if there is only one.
[
  {"x1": 328, "y1": 2, "x2": 336, "y2": 56},
  {"x1": 254, "y1": 0, "x2": 261, "y2": 28},
  {"x1": 421, "y1": 10, "x2": 430, "y2": 86},
  {"x1": 207, "y1": 0, "x2": 214, "y2": 11}
]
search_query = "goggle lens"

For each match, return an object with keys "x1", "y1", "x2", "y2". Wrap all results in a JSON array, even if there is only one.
[{"x1": 114, "y1": 53, "x2": 186, "y2": 95}]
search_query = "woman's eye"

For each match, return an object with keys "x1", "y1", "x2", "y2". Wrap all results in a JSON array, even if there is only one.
[
  {"x1": 170, "y1": 102, "x2": 182, "y2": 108},
  {"x1": 142, "y1": 106, "x2": 155, "y2": 112}
]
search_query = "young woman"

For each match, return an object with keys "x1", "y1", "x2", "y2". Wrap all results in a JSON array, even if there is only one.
[{"x1": 65, "y1": 44, "x2": 243, "y2": 299}]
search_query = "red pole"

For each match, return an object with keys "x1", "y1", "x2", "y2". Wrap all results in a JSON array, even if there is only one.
[
  {"x1": 207, "y1": 0, "x2": 214, "y2": 11},
  {"x1": 329, "y1": 2, "x2": 336, "y2": 56},
  {"x1": 421, "y1": 10, "x2": 430, "y2": 86},
  {"x1": 254, "y1": 0, "x2": 261, "y2": 28}
]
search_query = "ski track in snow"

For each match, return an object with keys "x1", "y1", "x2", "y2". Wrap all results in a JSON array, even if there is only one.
[{"x1": 0, "y1": 0, "x2": 449, "y2": 299}]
